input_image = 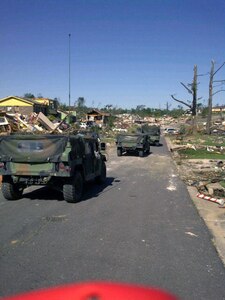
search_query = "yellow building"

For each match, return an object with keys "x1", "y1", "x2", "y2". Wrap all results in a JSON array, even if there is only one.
[
  {"x1": 0, "y1": 96, "x2": 48, "y2": 115},
  {"x1": 34, "y1": 98, "x2": 59, "y2": 115}
]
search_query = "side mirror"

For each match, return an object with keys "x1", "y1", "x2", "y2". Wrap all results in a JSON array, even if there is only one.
[{"x1": 100, "y1": 142, "x2": 106, "y2": 151}]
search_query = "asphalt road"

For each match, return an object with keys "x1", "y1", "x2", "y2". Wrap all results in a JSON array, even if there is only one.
[{"x1": 1, "y1": 137, "x2": 225, "y2": 299}]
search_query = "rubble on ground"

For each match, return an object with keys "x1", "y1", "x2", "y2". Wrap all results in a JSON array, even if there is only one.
[
  {"x1": 177, "y1": 159, "x2": 224, "y2": 181},
  {"x1": 172, "y1": 146, "x2": 225, "y2": 199},
  {"x1": 166, "y1": 123, "x2": 225, "y2": 200},
  {"x1": 0, "y1": 111, "x2": 72, "y2": 135},
  {"x1": 170, "y1": 143, "x2": 225, "y2": 154},
  {"x1": 112, "y1": 114, "x2": 178, "y2": 133},
  {"x1": 0, "y1": 112, "x2": 11, "y2": 135}
]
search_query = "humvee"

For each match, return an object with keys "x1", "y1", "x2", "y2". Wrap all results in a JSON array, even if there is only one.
[
  {"x1": 116, "y1": 133, "x2": 150, "y2": 157},
  {"x1": 139, "y1": 124, "x2": 161, "y2": 146},
  {"x1": 0, "y1": 134, "x2": 106, "y2": 203}
]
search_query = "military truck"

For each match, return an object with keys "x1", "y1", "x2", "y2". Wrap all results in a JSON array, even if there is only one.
[
  {"x1": 138, "y1": 124, "x2": 160, "y2": 146},
  {"x1": 116, "y1": 133, "x2": 150, "y2": 157},
  {"x1": 0, "y1": 134, "x2": 106, "y2": 203}
]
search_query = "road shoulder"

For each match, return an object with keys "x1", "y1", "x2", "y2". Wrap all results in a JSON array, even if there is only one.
[{"x1": 165, "y1": 136, "x2": 225, "y2": 266}]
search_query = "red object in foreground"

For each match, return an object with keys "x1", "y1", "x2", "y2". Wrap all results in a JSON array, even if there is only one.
[{"x1": 3, "y1": 282, "x2": 178, "y2": 300}]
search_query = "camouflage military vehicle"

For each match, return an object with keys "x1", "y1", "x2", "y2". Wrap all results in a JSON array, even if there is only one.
[
  {"x1": 0, "y1": 134, "x2": 106, "y2": 203},
  {"x1": 139, "y1": 124, "x2": 160, "y2": 146},
  {"x1": 116, "y1": 133, "x2": 150, "y2": 157}
]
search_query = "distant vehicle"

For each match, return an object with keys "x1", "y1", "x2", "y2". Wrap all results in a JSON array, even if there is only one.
[
  {"x1": 0, "y1": 134, "x2": 106, "y2": 203},
  {"x1": 138, "y1": 124, "x2": 161, "y2": 146},
  {"x1": 116, "y1": 133, "x2": 150, "y2": 157},
  {"x1": 164, "y1": 128, "x2": 178, "y2": 135}
]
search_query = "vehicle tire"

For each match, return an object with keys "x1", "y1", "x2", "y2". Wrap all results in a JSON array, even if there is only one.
[
  {"x1": 63, "y1": 171, "x2": 83, "y2": 203},
  {"x1": 96, "y1": 161, "x2": 107, "y2": 184},
  {"x1": 145, "y1": 142, "x2": 150, "y2": 153},
  {"x1": 146, "y1": 146, "x2": 150, "y2": 154},
  {"x1": 139, "y1": 150, "x2": 144, "y2": 157},
  {"x1": 117, "y1": 148, "x2": 122, "y2": 156},
  {"x1": 155, "y1": 141, "x2": 160, "y2": 147},
  {"x1": 1, "y1": 178, "x2": 23, "y2": 200}
]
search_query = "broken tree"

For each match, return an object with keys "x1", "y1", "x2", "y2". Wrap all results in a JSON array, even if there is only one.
[
  {"x1": 206, "y1": 60, "x2": 225, "y2": 135},
  {"x1": 171, "y1": 65, "x2": 199, "y2": 131}
]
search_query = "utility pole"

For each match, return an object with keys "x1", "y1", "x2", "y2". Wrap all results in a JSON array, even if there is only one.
[
  {"x1": 166, "y1": 102, "x2": 171, "y2": 112},
  {"x1": 206, "y1": 61, "x2": 214, "y2": 134}
]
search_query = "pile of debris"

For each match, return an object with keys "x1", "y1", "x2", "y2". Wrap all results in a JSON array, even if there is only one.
[
  {"x1": 176, "y1": 158, "x2": 225, "y2": 198},
  {"x1": 0, "y1": 111, "x2": 11, "y2": 135},
  {"x1": 0, "y1": 111, "x2": 73, "y2": 135},
  {"x1": 165, "y1": 133, "x2": 225, "y2": 204},
  {"x1": 112, "y1": 114, "x2": 178, "y2": 133}
]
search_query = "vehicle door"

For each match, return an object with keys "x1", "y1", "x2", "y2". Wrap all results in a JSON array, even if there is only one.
[
  {"x1": 84, "y1": 140, "x2": 95, "y2": 180},
  {"x1": 93, "y1": 140, "x2": 102, "y2": 173}
]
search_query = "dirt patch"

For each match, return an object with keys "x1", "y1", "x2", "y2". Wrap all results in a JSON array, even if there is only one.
[{"x1": 176, "y1": 159, "x2": 225, "y2": 184}]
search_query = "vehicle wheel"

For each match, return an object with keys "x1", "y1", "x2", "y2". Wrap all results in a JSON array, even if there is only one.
[
  {"x1": 96, "y1": 161, "x2": 107, "y2": 184},
  {"x1": 146, "y1": 146, "x2": 150, "y2": 154},
  {"x1": 139, "y1": 150, "x2": 144, "y2": 157},
  {"x1": 155, "y1": 141, "x2": 160, "y2": 147},
  {"x1": 1, "y1": 178, "x2": 23, "y2": 200},
  {"x1": 117, "y1": 148, "x2": 122, "y2": 156},
  {"x1": 63, "y1": 171, "x2": 83, "y2": 203}
]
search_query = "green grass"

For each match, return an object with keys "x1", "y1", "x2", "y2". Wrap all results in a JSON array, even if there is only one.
[
  {"x1": 178, "y1": 148, "x2": 225, "y2": 159},
  {"x1": 201, "y1": 136, "x2": 225, "y2": 146},
  {"x1": 169, "y1": 132, "x2": 225, "y2": 147}
]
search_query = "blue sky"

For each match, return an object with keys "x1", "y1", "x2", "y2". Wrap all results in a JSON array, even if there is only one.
[{"x1": 1, "y1": 0, "x2": 225, "y2": 109}]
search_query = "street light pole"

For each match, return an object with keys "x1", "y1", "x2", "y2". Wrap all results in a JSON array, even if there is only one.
[{"x1": 68, "y1": 33, "x2": 71, "y2": 112}]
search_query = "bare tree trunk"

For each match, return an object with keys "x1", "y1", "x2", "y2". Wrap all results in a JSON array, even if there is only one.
[
  {"x1": 171, "y1": 65, "x2": 198, "y2": 133},
  {"x1": 192, "y1": 65, "x2": 197, "y2": 131},
  {"x1": 192, "y1": 65, "x2": 197, "y2": 116},
  {"x1": 206, "y1": 61, "x2": 214, "y2": 134}
]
